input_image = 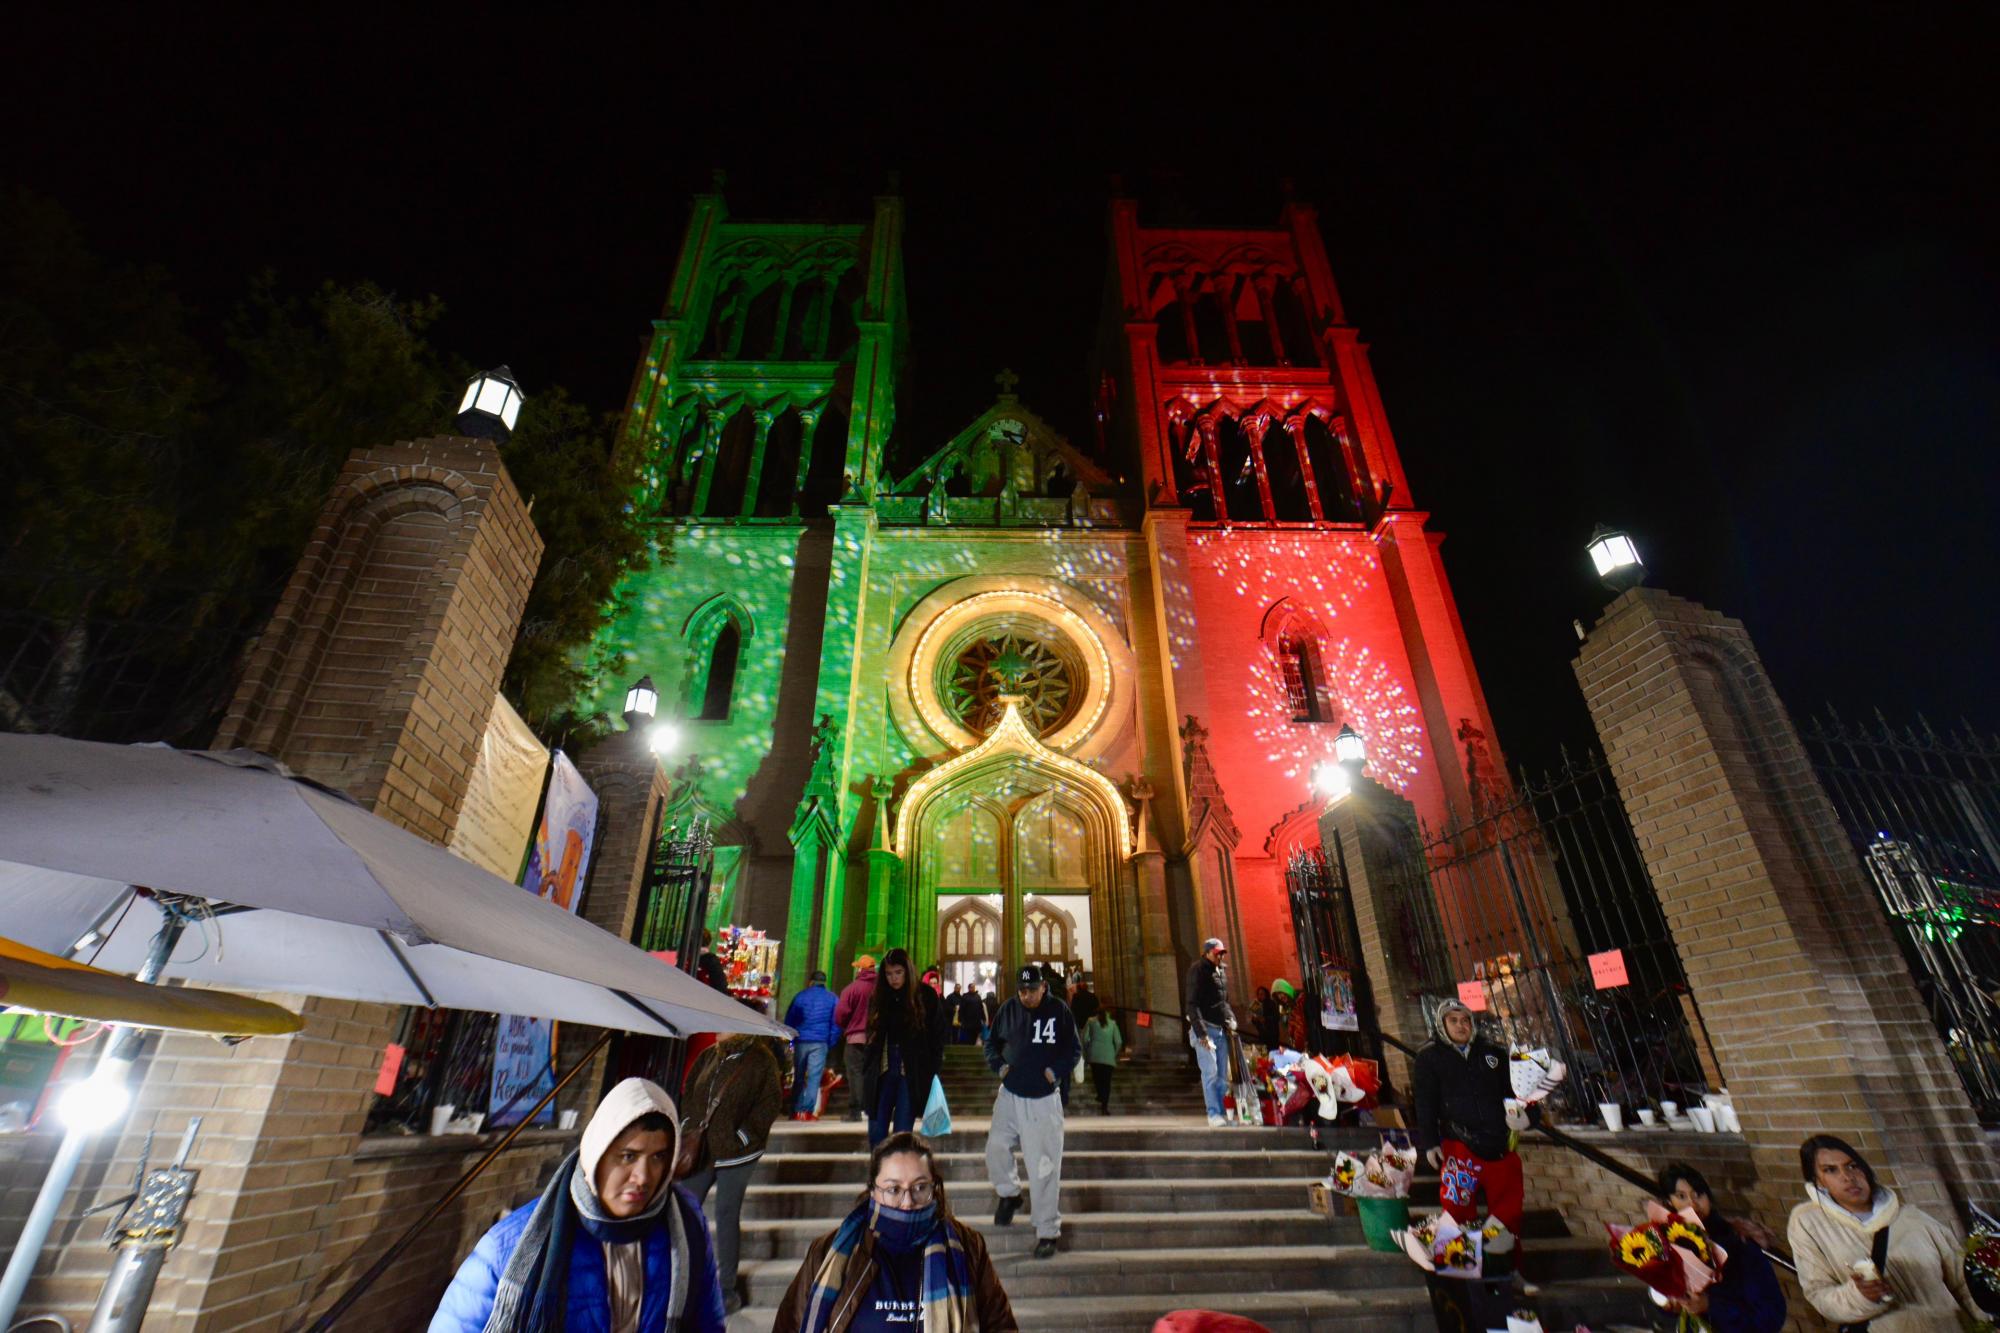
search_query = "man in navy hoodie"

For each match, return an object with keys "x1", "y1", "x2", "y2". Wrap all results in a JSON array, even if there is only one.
[
  {"x1": 983, "y1": 965, "x2": 1079, "y2": 1259},
  {"x1": 781, "y1": 969, "x2": 839, "y2": 1118}
]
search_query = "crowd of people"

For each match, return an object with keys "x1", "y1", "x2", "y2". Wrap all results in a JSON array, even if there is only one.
[{"x1": 430, "y1": 946, "x2": 1997, "y2": 1333}]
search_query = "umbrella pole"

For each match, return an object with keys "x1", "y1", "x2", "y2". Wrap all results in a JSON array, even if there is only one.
[
  {"x1": 0, "y1": 899, "x2": 184, "y2": 1330},
  {"x1": 304, "y1": 1028, "x2": 613, "y2": 1332}
]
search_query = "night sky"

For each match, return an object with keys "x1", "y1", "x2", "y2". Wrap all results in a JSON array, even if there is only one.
[{"x1": 8, "y1": 13, "x2": 1995, "y2": 769}]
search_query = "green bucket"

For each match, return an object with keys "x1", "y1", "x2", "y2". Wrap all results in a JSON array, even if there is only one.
[{"x1": 1355, "y1": 1196, "x2": 1410, "y2": 1253}]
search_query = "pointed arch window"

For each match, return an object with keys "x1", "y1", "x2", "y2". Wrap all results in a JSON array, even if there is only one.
[
  {"x1": 698, "y1": 621, "x2": 742, "y2": 721},
  {"x1": 1278, "y1": 634, "x2": 1326, "y2": 722}
]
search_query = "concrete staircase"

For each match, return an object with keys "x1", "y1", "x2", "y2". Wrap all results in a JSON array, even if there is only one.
[
  {"x1": 934, "y1": 1042, "x2": 1208, "y2": 1117},
  {"x1": 722, "y1": 1111, "x2": 1647, "y2": 1331}
]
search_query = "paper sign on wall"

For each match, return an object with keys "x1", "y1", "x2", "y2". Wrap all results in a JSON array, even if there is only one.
[
  {"x1": 374, "y1": 1044, "x2": 405, "y2": 1097},
  {"x1": 1135, "y1": 1011, "x2": 1152, "y2": 1029},
  {"x1": 1456, "y1": 981, "x2": 1488, "y2": 1012},
  {"x1": 1589, "y1": 949, "x2": 1630, "y2": 990}
]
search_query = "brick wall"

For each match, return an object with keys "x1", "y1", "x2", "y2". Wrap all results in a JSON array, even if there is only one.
[
  {"x1": 0, "y1": 436, "x2": 551, "y2": 1331},
  {"x1": 1574, "y1": 588, "x2": 2000, "y2": 1230}
]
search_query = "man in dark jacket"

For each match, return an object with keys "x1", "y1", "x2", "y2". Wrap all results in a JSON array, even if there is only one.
[
  {"x1": 782, "y1": 969, "x2": 839, "y2": 1118},
  {"x1": 1184, "y1": 937, "x2": 1237, "y2": 1126},
  {"x1": 1412, "y1": 998, "x2": 1524, "y2": 1234},
  {"x1": 983, "y1": 965, "x2": 1078, "y2": 1259}
]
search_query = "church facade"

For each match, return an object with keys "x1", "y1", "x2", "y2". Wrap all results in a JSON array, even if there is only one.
[{"x1": 582, "y1": 185, "x2": 1502, "y2": 1023}]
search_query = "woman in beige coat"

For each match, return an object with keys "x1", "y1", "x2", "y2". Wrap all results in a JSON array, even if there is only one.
[{"x1": 1786, "y1": 1133, "x2": 1984, "y2": 1331}]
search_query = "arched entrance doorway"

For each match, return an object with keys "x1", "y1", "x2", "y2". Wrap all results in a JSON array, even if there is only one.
[{"x1": 938, "y1": 895, "x2": 1002, "y2": 997}]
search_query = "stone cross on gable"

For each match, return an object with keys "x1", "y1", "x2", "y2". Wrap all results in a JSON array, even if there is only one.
[{"x1": 995, "y1": 367, "x2": 1020, "y2": 398}]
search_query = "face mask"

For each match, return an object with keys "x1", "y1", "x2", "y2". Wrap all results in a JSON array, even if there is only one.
[{"x1": 872, "y1": 1200, "x2": 939, "y2": 1253}]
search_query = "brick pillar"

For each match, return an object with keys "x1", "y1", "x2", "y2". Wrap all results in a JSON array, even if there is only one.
[
  {"x1": 1575, "y1": 587, "x2": 2000, "y2": 1226},
  {"x1": 574, "y1": 728, "x2": 673, "y2": 946},
  {"x1": 1320, "y1": 778, "x2": 1430, "y2": 1093},
  {"x1": 10, "y1": 437, "x2": 544, "y2": 1331}
]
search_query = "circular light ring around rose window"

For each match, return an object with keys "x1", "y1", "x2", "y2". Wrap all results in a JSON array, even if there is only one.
[{"x1": 886, "y1": 577, "x2": 1135, "y2": 762}]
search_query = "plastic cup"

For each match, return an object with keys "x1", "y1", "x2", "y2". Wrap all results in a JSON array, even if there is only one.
[
  {"x1": 1598, "y1": 1103, "x2": 1624, "y2": 1131},
  {"x1": 559, "y1": 1109, "x2": 579, "y2": 1130},
  {"x1": 1637, "y1": 1108, "x2": 1657, "y2": 1126},
  {"x1": 1661, "y1": 1100, "x2": 1679, "y2": 1118},
  {"x1": 1688, "y1": 1106, "x2": 1716, "y2": 1132},
  {"x1": 429, "y1": 1104, "x2": 456, "y2": 1135},
  {"x1": 1717, "y1": 1105, "x2": 1742, "y2": 1133}
]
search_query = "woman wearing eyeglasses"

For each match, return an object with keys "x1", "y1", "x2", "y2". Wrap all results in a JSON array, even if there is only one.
[{"x1": 773, "y1": 1131, "x2": 1017, "y2": 1333}]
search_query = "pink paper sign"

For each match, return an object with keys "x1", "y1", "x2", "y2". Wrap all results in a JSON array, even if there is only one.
[
  {"x1": 1589, "y1": 949, "x2": 1630, "y2": 990},
  {"x1": 374, "y1": 1043, "x2": 406, "y2": 1097},
  {"x1": 1456, "y1": 981, "x2": 1488, "y2": 1012}
]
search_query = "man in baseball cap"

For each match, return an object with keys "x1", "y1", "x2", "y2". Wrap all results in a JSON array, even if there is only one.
[
  {"x1": 983, "y1": 963, "x2": 1079, "y2": 1258},
  {"x1": 1185, "y1": 938, "x2": 1238, "y2": 1126}
]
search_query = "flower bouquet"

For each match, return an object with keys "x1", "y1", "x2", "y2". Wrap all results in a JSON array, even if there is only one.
[
  {"x1": 1509, "y1": 1047, "x2": 1568, "y2": 1104},
  {"x1": 1480, "y1": 1215, "x2": 1518, "y2": 1276},
  {"x1": 1395, "y1": 1211, "x2": 1484, "y2": 1278},
  {"x1": 1964, "y1": 1222, "x2": 2000, "y2": 1314},
  {"x1": 1605, "y1": 1201, "x2": 1725, "y2": 1303}
]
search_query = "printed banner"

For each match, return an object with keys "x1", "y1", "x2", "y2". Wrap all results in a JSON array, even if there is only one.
[
  {"x1": 488, "y1": 1014, "x2": 555, "y2": 1128},
  {"x1": 448, "y1": 694, "x2": 549, "y2": 879},
  {"x1": 1319, "y1": 967, "x2": 1360, "y2": 1031},
  {"x1": 524, "y1": 751, "x2": 598, "y2": 914}
]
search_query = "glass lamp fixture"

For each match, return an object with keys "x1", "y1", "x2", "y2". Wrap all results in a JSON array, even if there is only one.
[
  {"x1": 1333, "y1": 723, "x2": 1366, "y2": 768},
  {"x1": 623, "y1": 675, "x2": 658, "y2": 724},
  {"x1": 456, "y1": 365, "x2": 524, "y2": 440},
  {"x1": 1586, "y1": 524, "x2": 1645, "y2": 590}
]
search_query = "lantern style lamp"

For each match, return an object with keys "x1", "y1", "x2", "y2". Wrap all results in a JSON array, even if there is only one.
[
  {"x1": 1586, "y1": 524, "x2": 1645, "y2": 591},
  {"x1": 1333, "y1": 723, "x2": 1366, "y2": 769},
  {"x1": 456, "y1": 365, "x2": 525, "y2": 440},
  {"x1": 623, "y1": 675, "x2": 658, "y2": 728}
]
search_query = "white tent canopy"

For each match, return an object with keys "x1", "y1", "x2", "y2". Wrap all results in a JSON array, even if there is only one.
[{"x1": 0, "y1": 734, "x2": 787, "y2": 1040}]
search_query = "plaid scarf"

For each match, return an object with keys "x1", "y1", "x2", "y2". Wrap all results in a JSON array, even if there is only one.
[{"x1": 797, "y1": 1199, "x2": 976, "y2": 1333}]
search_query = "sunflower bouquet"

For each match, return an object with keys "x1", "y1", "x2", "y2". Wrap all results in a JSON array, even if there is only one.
[
  {"x1": 1963, "y1": 1223, "x2": 2000, "y2": 1314},
  {"x1": 1394, "y1": 1211, "x2": 1484, "y2": 1278},
  {"x1": 1328, "y1": 1151, "x2": 1362, "y2": 1194},
  {"x1": 1327, "y1": 1138, "x2": 1417, "y2": 1199},
  {"x1": 1605, "y1": 1201, "x2": 1725, "y2": 1302}
]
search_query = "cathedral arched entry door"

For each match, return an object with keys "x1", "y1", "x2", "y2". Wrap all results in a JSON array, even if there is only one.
[{"x1": 918, "y1": 777, "x2": 1120, "y2": 1004}]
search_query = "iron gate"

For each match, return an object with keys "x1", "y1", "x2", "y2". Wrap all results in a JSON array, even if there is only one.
[
  {"x1": 1285, "y1": 844, "x2": 1382, "y2": 1066},
  {"x1": 1805, "y1": 711, "x2": 2000, "y2": 1123},
  {"x1": 1403, "y1": 754, "x2": 1714, "y2": 1122},
  {"x1": 611, "y1": 815, "x2": 716, "y2": 1095}
]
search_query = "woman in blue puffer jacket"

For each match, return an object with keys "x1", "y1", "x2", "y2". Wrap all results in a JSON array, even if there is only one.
[{"x1": 430, "y1": 1077, "x2": 727, "y2": 1332}]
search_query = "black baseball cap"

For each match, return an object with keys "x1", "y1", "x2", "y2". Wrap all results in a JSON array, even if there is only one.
[{"x1": 1016, "y1": 966, "x2": 1045, "y2": 988}]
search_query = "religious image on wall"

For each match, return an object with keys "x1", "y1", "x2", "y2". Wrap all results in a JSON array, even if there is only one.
[
  {"x1": 523, "y1": 751, "x2": 598, "y2": 914},
  {"x1": 1319, "y1": 963, "x2": 1359, "y2": 1032}
]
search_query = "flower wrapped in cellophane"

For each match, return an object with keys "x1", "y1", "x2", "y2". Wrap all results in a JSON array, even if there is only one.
[
  {"x1": 1395, "y1": 1211, "x2": 1483, "y2": 1278},
  {"x1": 1328, "y1": 1151, "x2": 1362, "y2": 1195},
  {"x1": 1508, "y1": 1047, "x2": 1568, "y2": 1104},
  {"x1": 1605, "y1": 1201, "x2": 1725, "y2": 1301},
  {"x1": 1327, "y1": 1137, "x2": 1416, "y2": 1199}
]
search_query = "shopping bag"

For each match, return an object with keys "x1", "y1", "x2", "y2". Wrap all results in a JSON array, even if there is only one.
[{"x1": 921, "y1": 1075, "x2": 952, "y2": 1137}]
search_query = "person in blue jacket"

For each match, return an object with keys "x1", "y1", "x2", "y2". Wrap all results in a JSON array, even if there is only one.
[
  {"x1": 783, "y1": 969, "x2": 840, "y2": 1119},
  {"x1": 430, "y1": 1076, "x2": 727, "y2": 1333},
  {"x1": 1654, "y1": 1161, "x2": 1787, "y2": 1333}
]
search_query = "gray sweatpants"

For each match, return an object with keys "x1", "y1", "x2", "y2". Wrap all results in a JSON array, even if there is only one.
[{"x1": 986, "y1": 1086, "x2": 1066, "y2": 1239}]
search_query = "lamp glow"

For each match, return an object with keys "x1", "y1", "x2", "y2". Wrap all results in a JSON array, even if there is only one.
[
  {"x1": 647, "y1": 721, "x2": 682, "y2": 757},
  {"x1": 455, "y1": 366, "x2": 524, "y2": 440},
  {"x1": 1586, "y1": 525, "x2": 1644, "y2": 589},
  {"x1": 623, "y1": 675, "x2": 658, "y2": 722},
  {"x1": 58, "y1": 1061, "x2": 132, "y2": 1131},
  {"x1": 1333, "y1": 723, "x2": 1366, "y2": 767},
  {"x1": 1309, "y1": 759, "x2": 1351, "y2": 800}
]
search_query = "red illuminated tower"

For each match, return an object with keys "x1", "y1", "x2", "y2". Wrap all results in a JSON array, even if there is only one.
[{"x1": 1095, "y1": 189, "x2": 1504, "y2": 993}]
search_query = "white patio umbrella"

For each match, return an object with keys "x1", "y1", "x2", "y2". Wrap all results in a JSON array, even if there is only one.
[
  {"x1": 0, "y1": 733, "x2": 785, "y2": 1039},
  {"x1": 0, "y1": 731, "x2": 789, "y2": 1327}
]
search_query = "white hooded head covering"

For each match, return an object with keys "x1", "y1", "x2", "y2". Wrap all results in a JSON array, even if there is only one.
[{"x1": 580, "y1": 1076, "x2": 681, "y2": 1205}]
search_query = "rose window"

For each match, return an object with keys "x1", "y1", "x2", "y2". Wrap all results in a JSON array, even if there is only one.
[{"x1": 945, "y1": 631, "x2": 1078, "y2": 737}]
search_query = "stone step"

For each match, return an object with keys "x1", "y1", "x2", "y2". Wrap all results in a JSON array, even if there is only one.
[
  {"x1": 760, "y1": 1147, "x2": 1333, "y2": 1184},
  {"x1": 738, "y1": 1174, "x2": 1325, "y2": 1220},
  {"x1": 726, "y1": 1272, "x2": 1646, "y2": 1333},
  {"x1": 763, "y1": 1117, "x2": 1359, "y2": 1154},
  {"x1": 731, "y1": 1208, "x2": 1344, "y2": 1262}
]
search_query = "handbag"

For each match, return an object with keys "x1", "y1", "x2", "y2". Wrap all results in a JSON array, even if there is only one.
[{"x1": 1835, "y1": 1224, "x2": 1893, "y2": 1333}]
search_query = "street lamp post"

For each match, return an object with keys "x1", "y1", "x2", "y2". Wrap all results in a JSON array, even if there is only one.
[
  {"x1": 1333, "y1": 723, "x2": 1366, "y2": 769},
  {"x1": 1586, "y1": 524, "x2": 1645, "y2": 591},
  {"x1": 455, "y1": 366, "x2": 525, "y2": 440}
]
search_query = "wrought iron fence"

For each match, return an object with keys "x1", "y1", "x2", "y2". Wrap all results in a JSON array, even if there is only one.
[
  {"x1": 1804, "y1": 710, "x2": 2000, "y2": 1123},
  {"x1": 609, "y1": 816, "x2": 716, "y2": 1095},
  {"x1": 1406, "y1": 754, "x2": 1715, "y2": 1123}
]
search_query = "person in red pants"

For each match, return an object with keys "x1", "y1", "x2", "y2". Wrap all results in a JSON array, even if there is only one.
[{"x1": 1412, "y1": 998, "x2": 1524, "y2": 1235}]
